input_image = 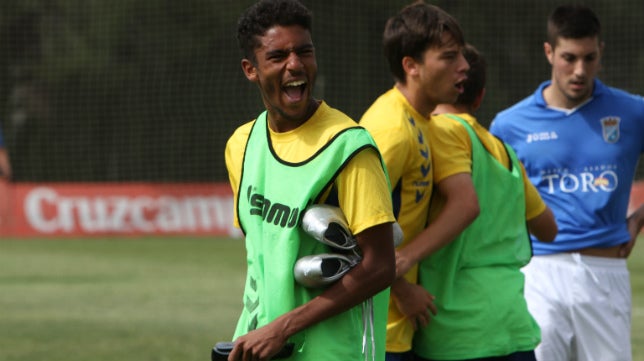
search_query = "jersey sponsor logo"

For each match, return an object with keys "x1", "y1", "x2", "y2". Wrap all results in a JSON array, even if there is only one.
[
  {"x1": 246, "y1": 185, "x2": 300, "y2": 228},
  {"x1": 541, "y1": 166, "x2": 618, "y2": 194},
  {"x1": 600, "y1": 116, "x2": 620, "y2": 143},
  {"x1": 244, "y1": 276, "x2": 260, "y2": 331},
  {"x1": 526, "y1": 131, "x2": 558, "y2": 143},
  {"x1": 406, "y1": 112, "x2": 431, "y2": 204}
]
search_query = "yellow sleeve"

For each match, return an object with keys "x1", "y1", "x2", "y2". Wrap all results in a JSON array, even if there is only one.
[
  {"x1": 337, "y1": 147, "x2": 395, "y2": 235},
  {"x1": 427, "y1": 116, "x2": 472, "y2": 183},
  {"x1": 522, "y1": 164, "x2": 547, "y2": 220},
  {"x1": 224, "y1": 121, "x2": 254, "y2": 228},
  {"x1": 367, "y1": 124, "x2": 411, "y2": 188}
]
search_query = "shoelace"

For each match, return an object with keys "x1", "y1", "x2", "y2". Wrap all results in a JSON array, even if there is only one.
[
  {"x1": 571, "y1": 253, "x2": 608, "y2": 294},
  {"x1": 361, "y1": 297, "x2": 375, "y2": 361}
]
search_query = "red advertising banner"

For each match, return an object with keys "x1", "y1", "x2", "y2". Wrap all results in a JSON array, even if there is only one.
[
  {"x1": 0, "y1": 181, "x2": 643, "y2": 238},
  {"x1": 0, "y1": 182, "x2": 240, "y2": 238}
]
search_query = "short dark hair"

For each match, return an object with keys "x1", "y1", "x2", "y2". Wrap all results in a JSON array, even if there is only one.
[
  {"x1": 383, "y1": 1, "x2": 464, "y2": 84},
  {"x1": 237, "y1": 0, "x2": 313, "y2": 61},
  {"x1": 455, "y1": 44, "x2": 486, "y2": 108},
  {"x1": 547, "y1": 4, "x2": 601, "y2": 47}
]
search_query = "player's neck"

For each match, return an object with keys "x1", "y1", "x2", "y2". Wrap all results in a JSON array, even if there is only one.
[
  {"x1": 543, "y1": 83, "x2": 592, "y2": 110},
  {"x1": 432, "y1": 103, "x2": 468, "y2": 116},
  {"x1": 395, "y1": 83, "x2": 436, "y2": 118}
]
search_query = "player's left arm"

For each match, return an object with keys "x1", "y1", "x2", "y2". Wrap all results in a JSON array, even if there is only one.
[
  {"x1": 395, "y1": 119, "x2": 478, "y2": 276},
  {"x1": 622, "y1": 203, "x2": 644, "y2": 258},
  {"x1": 621, "y1": 97, "x2": 644, "y2": 257},
  {"x1": 395, "y1": 172, "x2": 479, "y2": 276}
]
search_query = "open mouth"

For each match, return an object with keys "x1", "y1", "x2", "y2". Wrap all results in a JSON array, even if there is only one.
[
  {"x1": 570, "y1": 80, "x2": 586, "y2": 90},
  {"x1": 455, "y1": 80, "x2": 466, "y2": 94},
  {"x1": 283, "y1": 80, "x2": 307, "y2": 102}
]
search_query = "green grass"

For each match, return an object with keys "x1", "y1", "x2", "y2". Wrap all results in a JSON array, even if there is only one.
[
  {"x1": 629, "y1": 235, "x2": 644, "y2": 360},
  {"x1": 1, "y1": 235, "x2": 643, "y2": 361},
  {"x1": 0, "y1": 237, "x2": 246, "y2": 361}
]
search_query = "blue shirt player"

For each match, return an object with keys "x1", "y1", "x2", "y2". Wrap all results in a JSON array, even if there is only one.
[{"x1": 491, "y1": 5, "x2": 644, "y2": 361}]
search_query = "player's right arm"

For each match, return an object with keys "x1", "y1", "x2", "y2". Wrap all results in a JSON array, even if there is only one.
[
  {"x1": 224, "y1": 121, "x2": 254, "y2": 228},
  {"x1": 0, "y1": 148, "x2": 10, "y2": 180}
]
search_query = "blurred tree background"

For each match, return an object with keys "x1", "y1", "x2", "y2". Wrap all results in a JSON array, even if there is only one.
[{"x1": 0, "y1": 0, "x2": 642, "y2": 182}]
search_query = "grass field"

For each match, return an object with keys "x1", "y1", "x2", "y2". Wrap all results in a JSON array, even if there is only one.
[
  {"x1": 1, "y1": 235, "x2": 644, "y2": 361},
  {"x1": 0, "y1": 237, "x2": 246, "y2": 361}
]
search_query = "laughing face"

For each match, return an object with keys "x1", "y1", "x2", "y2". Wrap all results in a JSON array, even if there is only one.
[
  {"x1": 544, "y1": 36, "x2": 603, "y2": 109},
  {"x1": 241, "y1": 25, "x2": 318, "y2": 132}
]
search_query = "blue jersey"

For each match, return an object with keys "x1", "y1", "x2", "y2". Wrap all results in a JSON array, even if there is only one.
[{"x1": 490, "y1": 79, "x2": 644, "y2": 255}]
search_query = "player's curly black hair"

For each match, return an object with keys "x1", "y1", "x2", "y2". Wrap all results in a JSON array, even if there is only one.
[
  {"x1": 237, "y1": 0, "x2": 312, "y2": 62},
  {"x1": 456, "y1": 43, "x2": 486, "y2": 108}
]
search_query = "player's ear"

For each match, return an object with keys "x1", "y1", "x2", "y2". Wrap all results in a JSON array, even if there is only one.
[
  {"x1": 544, "y1": 42, "x2": 554, "y2": 65},
  {"x1": 472, "y1": 88, "x2": 485, "y2": 111},
  {"x1": 402, "y1": 56, "x2": 419, "y2": 78},
  {"x1": 241, "y1": 58, "x2": 258, "y2": 82},
  {"x1": 598, "y1": 40, "x2": 605, "y2": 72}
]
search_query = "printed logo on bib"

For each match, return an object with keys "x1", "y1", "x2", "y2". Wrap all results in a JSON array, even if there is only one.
[
  {"x1": 246, "y1": 185, "x2": 300, "y2": 228},
  {"x1": 408, "y1": 114, "x2": 431, "y2": 204}
]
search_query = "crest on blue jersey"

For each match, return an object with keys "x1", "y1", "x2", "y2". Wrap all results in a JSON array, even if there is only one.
[{"x1": 600, "y1": 116, "x2": 620, "y2": 143}]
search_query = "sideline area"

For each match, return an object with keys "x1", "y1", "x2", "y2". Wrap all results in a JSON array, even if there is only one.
[{"x1": 1, "y1": 180, "x2": 643, "y2": 238}]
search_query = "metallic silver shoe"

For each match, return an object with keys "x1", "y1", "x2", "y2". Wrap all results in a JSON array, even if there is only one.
[
  {"x1": 293, "y1": 253, "x2": 361, "y2": 288},
  {"x1": 393, "y1": 221, "x2": 404, "y2": 247},
  {"x1": 301, "y1": 204, "x2": 357, "y2": 251}
]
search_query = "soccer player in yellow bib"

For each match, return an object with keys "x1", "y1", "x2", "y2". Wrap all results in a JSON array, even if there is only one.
[
  {"x1": 359, "y1": 3, "x2": 469, "y2": 361},
  {"x1": 410, "y1": 44, "x2": 557, "y2": 360},
  {"x1": 224, "y1": 1, "x2": 396, "y2": 361}
]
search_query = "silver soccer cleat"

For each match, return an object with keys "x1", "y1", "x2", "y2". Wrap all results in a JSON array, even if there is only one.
[
  {"x1": 303, "y1": 204, "x2": 404, "y2": 249},
  {"x1": 301, "y1": 204, "x2": 357, "y2": 251},
  {"x1": 392, "y1": 221, "x2": 404, "y2": 247},
  {"x1": 293, "y1": 253, "x2": 361, "y2": 288}
]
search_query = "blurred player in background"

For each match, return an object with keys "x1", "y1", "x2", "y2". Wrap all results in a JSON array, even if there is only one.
[
  {"x1": 224, "y1": 0, "x2": 396, "y2": 360},
  {"x1": 490, "y1": 4, "x2": 644, "y2": 361},
  {"x1": 0, "y1": 126, "x2": 11, "y2": 180},
  {"x1": 359, "y1": 3, "x2": 469, "y2": 361},
  {"x1": 407, "y1": 43, "x2": 557, "y2": 361}
]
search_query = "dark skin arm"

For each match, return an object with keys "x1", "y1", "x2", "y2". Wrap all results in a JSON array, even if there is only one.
[
  {"x1": 0, "y1": 148, "x2": 11, "y2": 180},
  {"x1": 390, "y1": 277, "x2": 436, "y2": 330},
  {"x1": 228, "y1": 222, "x2": 396, "y2": 361},
  {"x1": 527, "y1": 206, "x2": 557, "y2": 243},
  {"x1": 621, "y1": 203, "x2": 644, "y2": 258}
]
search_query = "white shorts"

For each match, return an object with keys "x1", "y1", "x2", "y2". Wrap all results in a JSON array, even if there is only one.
[{"x1": 522, "y1": 253, "x2": 631, "y2": 361}]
